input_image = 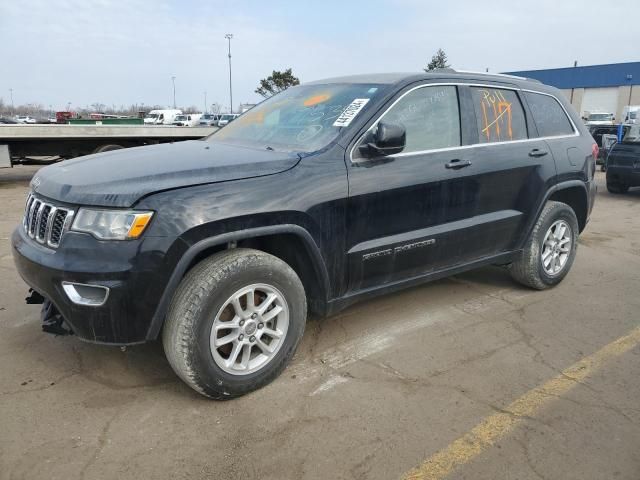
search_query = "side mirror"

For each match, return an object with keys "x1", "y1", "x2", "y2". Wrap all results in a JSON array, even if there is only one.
[{"x1": 358, "y1": 122, "x2": 406, "y2": 157}]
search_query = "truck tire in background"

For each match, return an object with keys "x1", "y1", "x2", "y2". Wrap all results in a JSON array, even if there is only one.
[{"x1": 93, "y1": 144, "x2": 125, "y2": 154}]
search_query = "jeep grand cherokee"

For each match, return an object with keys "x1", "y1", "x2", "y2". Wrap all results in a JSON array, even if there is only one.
[{"x1": 12, "y1": 71, "x2": 597, "y2": 398}]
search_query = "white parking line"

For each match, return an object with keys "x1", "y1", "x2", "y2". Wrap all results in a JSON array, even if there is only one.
[
  {"x1": 309, "y1": 374, "x2": 350, "y2": 396},
  {"x1": 294, "y1": 307, "x2": 457, "y2": 389}
]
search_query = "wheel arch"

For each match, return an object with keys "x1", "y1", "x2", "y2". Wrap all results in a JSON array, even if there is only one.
[
  {"x1": 546, "y1": 182, "x2": 589, "y2": 232},
  {"x1": 145, "y1": 224, "x2": 330, "y2": 340}
]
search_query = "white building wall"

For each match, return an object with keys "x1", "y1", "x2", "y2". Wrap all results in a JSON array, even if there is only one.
[{"x1": 580, "y1": 87, "x2": 619, "y2": 117}]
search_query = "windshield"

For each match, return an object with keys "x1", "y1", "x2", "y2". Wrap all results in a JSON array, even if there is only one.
[
  {"x1": 145, "y1": 113, "x2": 159, "y2": 119},
  {"x1": 174, "y1": 115, "x2": 186, "y2": 121},
  {"x1": 588, "y1": 113, "x2": 612, "y2": 121},
  {"x1": 210, "y1": 83, "x2": 387, "y2": 152}
]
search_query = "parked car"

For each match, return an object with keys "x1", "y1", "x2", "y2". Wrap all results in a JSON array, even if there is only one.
[
  {"x1": 199, "y1": 114, "x2": 221, "y2": 126},
  {"x1": 0, "y1": 117, "x2": 18, "y2": 124},
  {"x1": 15, "y1": 115, "x2": 37, "y2": 124},
  {"x1": 584, "y1": 112, "x2": 615, "y2": 126},
  {"x1": 605, "y1": 125, "x2": 640, "y2": 193},
  {"x1": 588, "y1": 124, "x2": 631, "y2": 170},
  {"x1": 12, "y1": 71, "x2": 597, "y2": 399},
  {"x1": 172, "y1": 114, "x2": 202, "y2": 127},
  {"x1": 217, "y1": 113, "x2": 239, "y2": 127}
]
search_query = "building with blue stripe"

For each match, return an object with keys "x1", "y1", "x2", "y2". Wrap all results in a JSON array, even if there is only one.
[{"x1": 505, "y1": 62, "x2": 640, "y2": 121}]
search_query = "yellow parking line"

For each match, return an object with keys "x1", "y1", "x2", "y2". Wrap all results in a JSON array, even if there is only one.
[{"x1": 403, "y1": 325, "x2": 640, "y2": 480}]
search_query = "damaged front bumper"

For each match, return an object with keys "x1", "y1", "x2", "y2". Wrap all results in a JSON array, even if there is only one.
[
  {"x1": 26, "y1": 289, "x2": 73, "y2": 336},
  {"x1": 11, "y1": 225, "x2": 171, "y2": 345}
]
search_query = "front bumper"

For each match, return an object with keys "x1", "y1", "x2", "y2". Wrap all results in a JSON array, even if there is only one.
[{"x1": 11, "y1": 226, "x2": 177, "y2": 345}]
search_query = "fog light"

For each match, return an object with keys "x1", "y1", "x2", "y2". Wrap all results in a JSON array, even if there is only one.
[{"x1": 62, "y1": 282, "x2": 109, "y2": 306}]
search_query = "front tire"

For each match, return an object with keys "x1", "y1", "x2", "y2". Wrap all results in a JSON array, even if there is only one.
[
  {"x1": 606, "y1": 181, "x2": 629, "y2": 194},
  {"x1": 509, "y1": 201, "x2": 579, "y2": 290},
  {"x1": 163, "y1": 248, "x2": 307, "y2": 399}
]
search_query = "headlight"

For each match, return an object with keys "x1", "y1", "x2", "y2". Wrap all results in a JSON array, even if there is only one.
[{"x1": 71, "y1": 209, "x2": 154, "y2": 240}]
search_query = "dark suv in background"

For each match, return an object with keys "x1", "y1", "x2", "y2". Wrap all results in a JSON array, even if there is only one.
[
  {"x1": 12, "y1": 71, "x2": 597, "y2": 398},
  {"x1": 606, "y1": 125, "x2": 640, "y2": 193}
]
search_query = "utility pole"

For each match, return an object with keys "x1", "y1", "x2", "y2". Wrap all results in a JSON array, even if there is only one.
[
  {"x1": 204, "y1": 91, "x2": 207, "y2": 113},
  {"x1": 171, "y1": 76, "x2": 176, "y2": 109},
  {"x1": 9, "y1": 88, "x2": 14, "y2": 114},
  {"x1": 225, "y1": 33, "x2": 233, "y2": 113}
]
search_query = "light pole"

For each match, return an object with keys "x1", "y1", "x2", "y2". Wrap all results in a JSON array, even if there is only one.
[
  {"x1": 171, "y1": 76, "x2": 176, "y2": 109},
  {"x1": 204, "y1": 91, "x2": 207, "y2": 113},
  {"x1": 225, "y1": 33, "x2": 233, "y2": 113},
  {"x1": 9, "y1": 88, "x2": 14, "y2": 114}
]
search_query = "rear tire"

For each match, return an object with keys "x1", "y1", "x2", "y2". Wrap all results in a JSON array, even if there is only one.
[
  {"x1": 606, "y1": 181, "x2": 629, "y2": 194},
  {"x1": 93, "y1": 144, "x2": 124, "y2": 153},
  {"x1": 509, "y1": 201, "x2": 579, "y2": 290},
  {"x1": 163, "y1": 248, "x2": 306, "y2": 399}
]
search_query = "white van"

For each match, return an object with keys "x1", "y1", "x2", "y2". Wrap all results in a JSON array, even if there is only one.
[
  {"x1": 172, "y1": 114, "x2": 203, "y2": 127},
  {"x1": 622, "y1": 105, "x2": 640, "y2": 124},
  {"x1": 217, "y1": 113, "x2": 239, "y2": 127},
  {"x1": 144, "y1": 109, "x2": 182, "y2": 125}
]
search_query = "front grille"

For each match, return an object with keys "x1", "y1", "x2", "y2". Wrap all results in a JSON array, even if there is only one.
[{"x1": 23, "y1": 193, "x2": 74, "y2": 248}]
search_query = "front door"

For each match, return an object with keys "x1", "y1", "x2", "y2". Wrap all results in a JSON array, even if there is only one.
[{"x1": 346, "y1": 84, "x2": 478, "y2": 292}]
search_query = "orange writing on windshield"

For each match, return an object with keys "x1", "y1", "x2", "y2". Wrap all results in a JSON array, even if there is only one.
[
  {"x1": 303, "y1": 93, "x2": 331, "y2": 107},
  {"x1": 479, "y1": 89, "x2": 513, "y2": 141}
]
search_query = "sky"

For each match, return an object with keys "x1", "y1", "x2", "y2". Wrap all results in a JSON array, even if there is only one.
[{"x1": 1, "y1": 0, "x2": 638, "y2": 112}]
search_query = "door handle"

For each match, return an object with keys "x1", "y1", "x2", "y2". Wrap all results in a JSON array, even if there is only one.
[
  {"x1": 529, "y1": 148, "x2": 549, "y2": 158},
  {"x1": 445, "y1": 159, "x2": 472, "y2": 169}
]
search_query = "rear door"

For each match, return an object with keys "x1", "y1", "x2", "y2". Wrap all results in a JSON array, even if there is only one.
[
  {"x1": 522, "y1": 90, "x2": 582, "y2": 179},
  {"x1": 457, "y1": 85, "x2": 557, "y2": 255}
]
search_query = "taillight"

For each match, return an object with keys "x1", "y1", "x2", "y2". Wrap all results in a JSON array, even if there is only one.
[{"x1": 590, "y1": 143, "x2": 598, "y2": 178}]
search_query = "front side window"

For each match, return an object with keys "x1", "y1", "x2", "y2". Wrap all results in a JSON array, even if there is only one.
[
  {"x1": 524, "y1": 92, "x2": 575, "y2": 137},
  {"x1": 471, "y1": 87, "x2": 527, "y2": 143},
  {"x1": 378, "y1": 85, "x2": 460, "y2": 153}
]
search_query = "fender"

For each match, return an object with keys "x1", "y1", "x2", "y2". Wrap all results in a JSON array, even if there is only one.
[
  {"x1": 521, "y1": 180, "x2": 589, "y2": 246},
  {"x1": 145, "y1": 224, "x2": 331, "y2": 340}
]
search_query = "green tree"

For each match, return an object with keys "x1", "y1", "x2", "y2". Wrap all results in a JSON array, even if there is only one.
[
  {"x1": 424, "y1": 48, "x2": 450, "y2": 71},
  {"x1": 255, "y1": 68, "x2": 300, "y2": 98}
]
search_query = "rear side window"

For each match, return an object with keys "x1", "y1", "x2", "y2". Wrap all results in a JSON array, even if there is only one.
[
  {"x1": 382, "y1": 85, "x2": 460, "y2": 153},
  {"x1": 471, "y1": 87, "x2": 527, "y2": 143},
  {"x1": 524, "y1": 92, "x2": 575, "y2": 137}
]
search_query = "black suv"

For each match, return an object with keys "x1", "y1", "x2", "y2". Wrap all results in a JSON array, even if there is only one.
[
  {"x1": 606, "y1": 125, "x2": 640, "y2": 193},
  {"x1": 12, "y1": 71, "x2": 597, "y2": 398}
]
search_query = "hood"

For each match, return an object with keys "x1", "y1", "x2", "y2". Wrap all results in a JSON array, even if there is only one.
[{"x1": 31, "y1": 141, "x2": 301, "y2": 208}]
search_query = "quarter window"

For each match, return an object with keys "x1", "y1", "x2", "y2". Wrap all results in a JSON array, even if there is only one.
[
  {"x1": 471, "y1": 87, "x2": 527, "y2": 143},
  {"x1": 380, "y1": 86, "x2": 461, "y2": 153},
  {"x1": 524, "y1": 92, "x2": 575, "y2": 137}
]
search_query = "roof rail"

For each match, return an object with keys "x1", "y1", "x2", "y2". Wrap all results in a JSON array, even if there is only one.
[{"x1": 452, "y1": 69, "x2": 542, "y2": 83}]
